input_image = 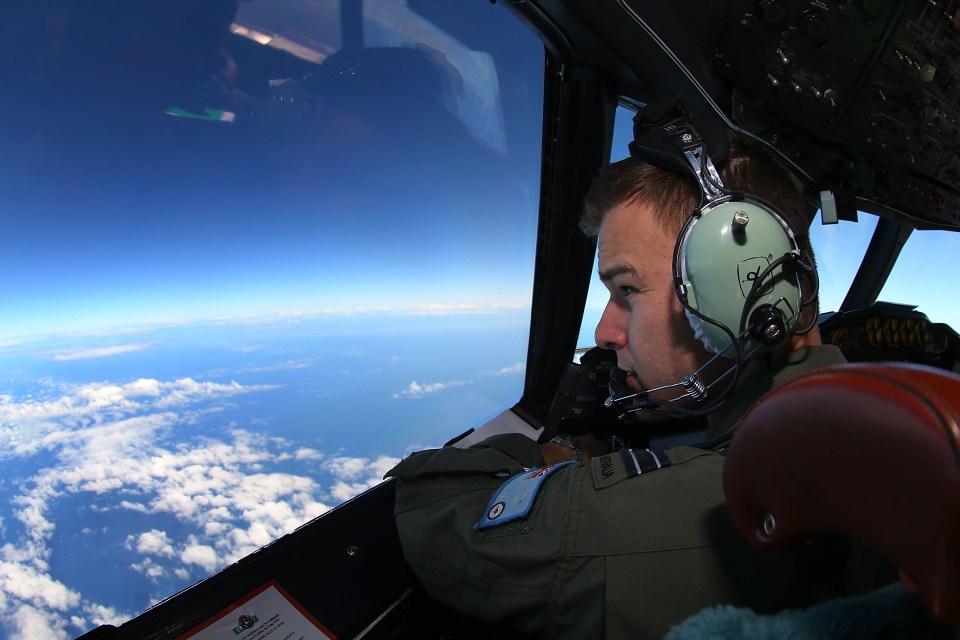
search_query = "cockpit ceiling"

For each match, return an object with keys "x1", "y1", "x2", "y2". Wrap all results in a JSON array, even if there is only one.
[{"x1": 509, "y1": 0, "x2": 960, "y2": 231}]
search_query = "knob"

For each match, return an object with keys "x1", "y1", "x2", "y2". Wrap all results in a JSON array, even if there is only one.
[
  {"x1": 758, "y1": 0, "x2": 788, "y2": 25},
  {"x1": 800, "y1": 11, "x2": 828, "y2": 40}
]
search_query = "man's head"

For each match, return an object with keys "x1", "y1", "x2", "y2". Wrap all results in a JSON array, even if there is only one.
[
  {"x1": 581, "y1": 137, "x2": 812, "y2": 255},
  {"x1": 581, "y1": 135, "x2": 819, "y2": 412}
]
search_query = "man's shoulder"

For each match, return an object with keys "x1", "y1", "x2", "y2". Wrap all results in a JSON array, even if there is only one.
[
  {"x1": 588, "y1": 445, "x2": 720, "y2": 490},
  {"x1": 566, "y1": 446, "x2": 738, "y2": 555},
  {"x1": 386, "y1": 433, "x2": 543, "y2": 481},
  {"x1": 707, "y1": 344, "x2": 848, "y2": 439},
  {"x1": 774, "y1": 343, "x2": 847, "y2": 385}
]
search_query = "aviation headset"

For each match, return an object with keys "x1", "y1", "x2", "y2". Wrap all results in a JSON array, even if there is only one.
[{"x1": 606, "y1": 99, "x2": 818, "y2": 418}]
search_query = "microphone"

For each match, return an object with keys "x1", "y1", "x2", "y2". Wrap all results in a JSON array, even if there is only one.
[{"x1": 604, "y1": 368, "x2": 650, "y2": 417}]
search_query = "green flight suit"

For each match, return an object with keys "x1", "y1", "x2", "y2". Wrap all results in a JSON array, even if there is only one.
[{"x1": 387, "y1": 346, "x2": 891, "y2": 639}]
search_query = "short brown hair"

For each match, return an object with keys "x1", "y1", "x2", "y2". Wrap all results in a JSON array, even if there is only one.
[{"x1": 580, "y1": 136, "x2": 812, "y2": 251}]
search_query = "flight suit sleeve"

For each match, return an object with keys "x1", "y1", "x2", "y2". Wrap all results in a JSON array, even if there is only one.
[
  {"x1": 387, "y1": 439, "x2": 774, "y2": 639},
  {"x1": 385, "y1": 433, "x2": 573, "y2": 636}
]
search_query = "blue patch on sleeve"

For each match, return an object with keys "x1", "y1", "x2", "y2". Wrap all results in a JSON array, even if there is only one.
[{"x1": 474, "y1": 461, "x2": 575, "y2": 530}]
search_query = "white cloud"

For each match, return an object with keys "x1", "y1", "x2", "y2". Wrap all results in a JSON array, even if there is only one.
[
  {"x1": 397, "y1": 303, "x2": 491, "y2": 316},
  {"x1": 0, "y1": 377, "x2": 275, "y2": 460},
  {"x1": 10, "y1": 602, "x2": 70, "y2": 639},
  {"x1": 49, "y1": 344, "x2": 155, "y2": 361},
  {"x1": 293, "y1": 447, "x2": 325, "y2": 461},
  {"x1": 324, "y1": 455, "x2": 401, "y2": 502},
  {"x1": 0, "y1": 561, "x2": 80, "y2": 611},
  {"x1": 235, "y1": 358, "x2": 318, "y2": 374},
  {"x1": 132, "y1": 530, "x2": 175, "y2": 558},
  {"x1": 494, "y1": 362, "x2": 525, "y2": 376},
  {"x1": 82, "y1": 602, "x2": 128, "y2": 628},
  {"x1": 392, "y1": 380, "x2": 468, "y2": 399},
  {"x1": 323, "y1": 456, "x2": 367, "y2": 480},
  {"x1": 181, "y1": 544, "x2": 219, "y2": 572},
  {"x1": 130, "y1": 558, "x2": 169, "y2": 580},
  {"x1": 0, "y1": 372, "x2": 405, "y2": 639},
  {"x1": 323, "y1": 455, "x2": 400, "y2": 481}
]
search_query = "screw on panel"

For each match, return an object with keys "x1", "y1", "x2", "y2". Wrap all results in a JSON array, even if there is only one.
[
  {"x1": 347, "y1": 545, "x2": 360, "y2": 557},
  {"x1": 762, "y1": 513, "x2": 777, "y2": 537}
]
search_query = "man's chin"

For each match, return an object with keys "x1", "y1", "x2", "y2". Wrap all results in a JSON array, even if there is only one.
[
  {"x1": 626, "y1": 408, "x2": 676, "y2": 425},
  {"x1": 618, "y1": 397, "x2": 712, "y2": 443}
]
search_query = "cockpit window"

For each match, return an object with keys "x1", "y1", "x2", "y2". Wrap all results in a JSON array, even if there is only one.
[
  {"x1": 808, "y1": 214, "x2": 880, "y2": 314},
  {"x1": 0, "y1": 1, "x2": 542, "y2": 637},
  {"x1": 878, "y1": 228, "x2": 960, "y2": 327},
  {"x1": 578, "y1": 107, "x2": 634, "y2": 348},
  {"x1": 810, "y1": 216, "x2": 960, "y2": 328}
]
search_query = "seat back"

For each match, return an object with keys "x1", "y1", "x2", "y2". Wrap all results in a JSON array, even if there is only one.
[{"x1": 724, "y1": 362, "x2": 960, "y2": 625}]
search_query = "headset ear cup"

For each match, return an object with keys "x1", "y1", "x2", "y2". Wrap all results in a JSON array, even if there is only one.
[{"x1": 675, "y1": 197, "x2": 803, "y2": 357}]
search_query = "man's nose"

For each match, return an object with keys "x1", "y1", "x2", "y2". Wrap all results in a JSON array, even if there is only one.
[{"x1": 595, "y1": 300, "x2": 627, "y2": 350}]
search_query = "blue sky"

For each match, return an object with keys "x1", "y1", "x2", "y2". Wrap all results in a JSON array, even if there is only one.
[{"x1": 0, "y1": 0, "x2": 543, "y2": 342}]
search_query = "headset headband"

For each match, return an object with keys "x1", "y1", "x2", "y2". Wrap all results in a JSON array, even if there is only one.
[{"x1": 628, "y1": 96, "x2": 729, "y2": 181}]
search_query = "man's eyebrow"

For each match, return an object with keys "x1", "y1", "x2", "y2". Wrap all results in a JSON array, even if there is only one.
[{"x1": 598, "y1": 264, "x2": 638, "y2": 282}]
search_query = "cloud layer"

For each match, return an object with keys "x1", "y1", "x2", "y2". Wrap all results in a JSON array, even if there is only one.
[
  {"x1": 48, "y1": 344, "x2": 156, "y2": 361},
  {"x1": 0, "y1": 376, "x2": 400, "y2": 639}
]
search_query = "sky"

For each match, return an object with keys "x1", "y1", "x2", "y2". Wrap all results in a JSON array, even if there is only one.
[
  {"x1": 0, "y1": 2, "x2": 543, "y2": 637},
  {"x1": 0, "y1": 0, "x2": 544, "y2": 341}
]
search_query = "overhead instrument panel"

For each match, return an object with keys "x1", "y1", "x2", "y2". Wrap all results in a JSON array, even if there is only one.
[{"x1": 714, "y1": 0, "x2": 960, "y2": 229}]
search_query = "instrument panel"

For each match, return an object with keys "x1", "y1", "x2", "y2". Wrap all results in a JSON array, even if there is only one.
[{"x1": 715, "y1": 0, "x2": 960, "y2": 228}]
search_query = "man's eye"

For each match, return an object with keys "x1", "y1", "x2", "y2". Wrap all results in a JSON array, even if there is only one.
[{"x1": 619, "y1": 286, "x2": 638, "y2": 297}]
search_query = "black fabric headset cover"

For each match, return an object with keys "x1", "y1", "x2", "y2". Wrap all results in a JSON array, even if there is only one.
[{"x1": 627, "y1": 96, "x2": 729, "y2": 178}]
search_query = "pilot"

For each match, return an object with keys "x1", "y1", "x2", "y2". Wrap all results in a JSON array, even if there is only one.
[{"x1": 386, "y1": 105, "x2": 893, "y2": 639}]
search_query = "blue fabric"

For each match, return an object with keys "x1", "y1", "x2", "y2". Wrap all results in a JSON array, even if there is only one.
[
  {"x1": 665, "y1": 583, "x2": 951, "y2": 640},
  {"x1": 474, "y1": 461, "x2": 574, "y2": 530}
]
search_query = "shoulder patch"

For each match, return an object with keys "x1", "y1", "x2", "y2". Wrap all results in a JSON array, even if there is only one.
[
  {"x1": 474, "y1": 461, "x2": 575, "y2": 530},
  {"x1": 592, "y1": 448, "x2": 672, "y2": 489}
]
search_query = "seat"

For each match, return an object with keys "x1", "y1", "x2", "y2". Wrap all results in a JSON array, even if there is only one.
[{"x1": 723, "y1": 362, "x2": 960, "y2": 626}]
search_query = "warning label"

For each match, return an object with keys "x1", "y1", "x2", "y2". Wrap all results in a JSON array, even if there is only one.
[{"x1": 179, "y1": 581, "x2": 335, "y2": 640}]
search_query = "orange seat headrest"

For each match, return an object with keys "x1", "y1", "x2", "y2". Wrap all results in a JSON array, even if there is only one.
[{"x1": 724, "y1": 362, "x2": 960, "y2": 625}]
